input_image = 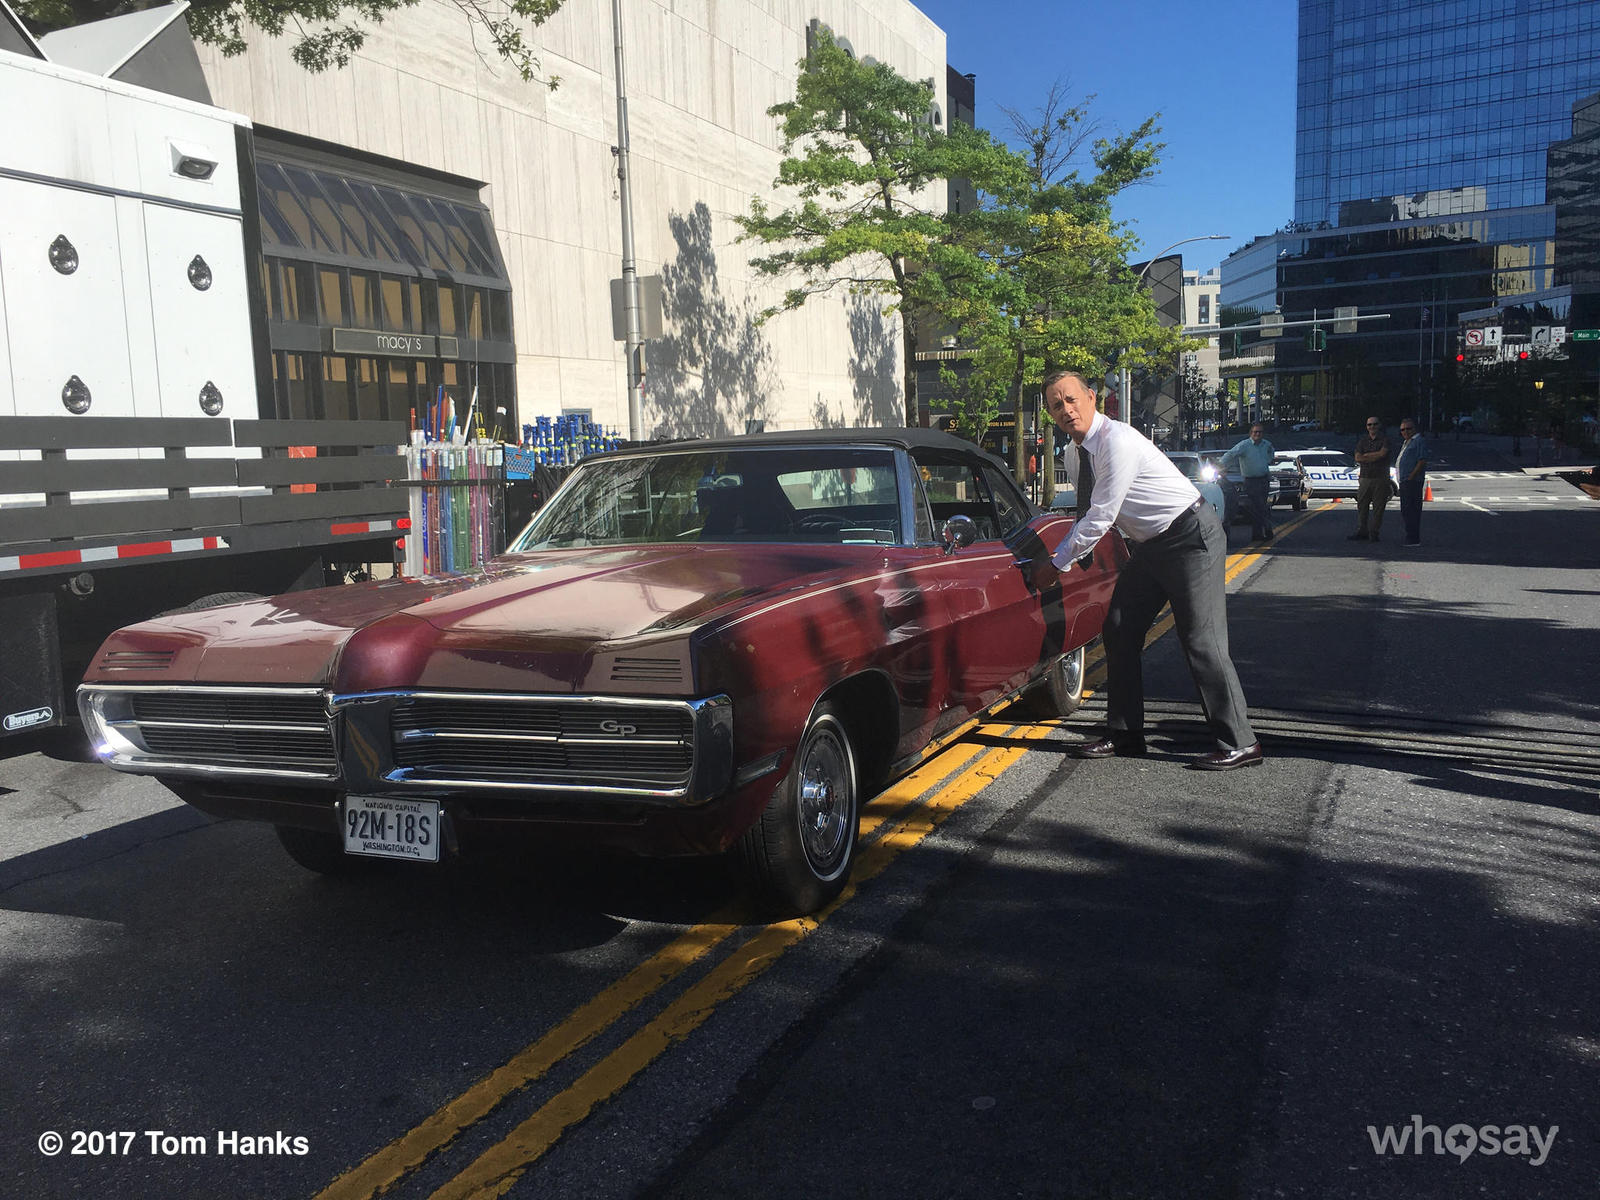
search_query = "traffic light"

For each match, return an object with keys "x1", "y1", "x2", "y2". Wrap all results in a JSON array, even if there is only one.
[
  {"x1": 1518, "y1": 350, "x2": 1530, "y2": 360},
  {"x1": 1455, "y1": 352, "x2": 1466, "y2": 362},
  {"x1": 1305, "y1": 327, "x2": 1326, "y2": 352}
]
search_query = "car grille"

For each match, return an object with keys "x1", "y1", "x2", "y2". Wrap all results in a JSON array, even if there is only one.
[
  {"x1": 388, "y1": 696, "x2": 695, "y2": 791},
  {"x1": 104, "y1": 688, "x2": 336, "y2": 777}
]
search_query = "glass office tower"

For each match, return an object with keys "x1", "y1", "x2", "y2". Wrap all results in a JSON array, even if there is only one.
[
  {"x1": 1220, "y1": 0, "x2": 1600, "y2": 430},
  {"x1": 1296, "y1": 0, "x2": 1600, "y2": 228}
]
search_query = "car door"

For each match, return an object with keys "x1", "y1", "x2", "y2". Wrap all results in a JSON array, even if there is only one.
[{"x1": 911, "y1": 449, "x2": 1046, "y2": 712}]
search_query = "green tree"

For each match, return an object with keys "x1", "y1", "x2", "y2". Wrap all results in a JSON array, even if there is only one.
[
  {"x1": 14, "y1": 0, "x2": 564, "y2": 80},
  {"x1": 736, "y1": 28, "x2": 1028, "y2": 425},
  {"x1": 940, "y1": 82, "x2": 1185, "y2": 477}
]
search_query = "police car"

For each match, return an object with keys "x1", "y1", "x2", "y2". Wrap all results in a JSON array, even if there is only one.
[{"x1": 1277, "y1": 449, "x2": 1359, "y2": 498}]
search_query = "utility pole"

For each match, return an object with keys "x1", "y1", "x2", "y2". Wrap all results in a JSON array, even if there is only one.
[{"x1": 611, "y1": 0, "x2": 644, "y2": 441}]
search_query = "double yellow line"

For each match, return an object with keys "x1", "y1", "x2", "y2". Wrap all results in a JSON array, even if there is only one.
[
  {"x1": 319, "y1": 725, "x2": 1054, "y2": 1200},
  {"x1": 320, "y1": 510, "x2": 1318, "y2": 1200}
]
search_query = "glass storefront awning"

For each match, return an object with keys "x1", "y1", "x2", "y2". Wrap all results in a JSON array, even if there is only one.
[{"x1": 253, "y1": 156, "x2": 508, "y2": 288}]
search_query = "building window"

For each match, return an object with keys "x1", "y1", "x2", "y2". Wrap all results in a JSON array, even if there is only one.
[
  {"x1": 276, "y1": 261, "x2": 313, "y2": 323},
  {"x1": 323, "y1": 355, "x2": 352, "y2": 420},
  {"x1": 319, "y1": 268, "x2": 345, "y2": 326},
  {"x1": 380, "y1": 275, "x2": 406, "y2": 332},
  {"x1": 1199, "y1": 294, "x2": 1211, "y2": 324},
  {"x1": 280, "y1": 352, "x2": 318, "y2": 419},
  {"x1": 350, "y1": 272, "x2": 377, "y2": 328},
  {"x1": 353, "y1": 357, "x2": 381, "y2": 421}
]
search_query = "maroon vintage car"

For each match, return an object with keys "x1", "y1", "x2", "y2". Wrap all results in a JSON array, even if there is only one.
[{"x1": 77, "y1": 429, "x2": 1125, "y2": 914}]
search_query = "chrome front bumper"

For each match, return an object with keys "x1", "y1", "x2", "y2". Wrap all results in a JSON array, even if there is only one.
[{"x1": 78, "y1": 684, "x2": 735, "y2": 807}]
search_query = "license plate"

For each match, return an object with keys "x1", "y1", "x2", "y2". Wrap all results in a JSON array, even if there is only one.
[{"x1": 342, "y1": 795, "x2": 440, "y2": 863}]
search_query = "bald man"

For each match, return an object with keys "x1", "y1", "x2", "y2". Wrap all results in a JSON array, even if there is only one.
[{"x1": 1045, "y1": 369, "x2": 1261, "y2": 770}]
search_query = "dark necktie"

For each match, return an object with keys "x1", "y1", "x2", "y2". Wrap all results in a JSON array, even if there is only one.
[{"x1": 1075, "y1": 444, "x2": 1095, "y2": 521}]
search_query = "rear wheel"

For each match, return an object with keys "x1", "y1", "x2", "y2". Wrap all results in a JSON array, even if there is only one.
[
  {"x1": 737, "y1": 704, "x2": 859, "y2": 916},
  {"x1": 275, "y1": 824, "x2": 364, "y2": 876},
  {"x1": 1015, "y1": 643, "x2": 1087, "y2": 719}
]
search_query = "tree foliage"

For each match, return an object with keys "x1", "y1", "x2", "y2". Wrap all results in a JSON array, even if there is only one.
[
  {"x1": 740, "y1": 44, "x2": 1188, "y2": 442},
  {"x1": 14, "y1": 0, "x2": 564, "y2": 81},
  {"x1": 736, "y1": 28, "x2": 1028, "y2": 424},
  {"x1": 940, "y1": 82, "x2": 1186, "y2": 446}
]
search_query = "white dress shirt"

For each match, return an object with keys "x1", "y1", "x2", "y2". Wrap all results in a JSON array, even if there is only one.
[{"x1": 1051, "y1": 412, "x2": 1202, "y2": 567}]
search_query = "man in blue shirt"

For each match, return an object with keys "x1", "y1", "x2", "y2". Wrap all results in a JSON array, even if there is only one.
[
  {"x1": 1221, "y1": 423, "x2": 1276, "y2": 542},
  {"x1": 1395, "y1": 417, "x2": 1428, "y2": 547}
]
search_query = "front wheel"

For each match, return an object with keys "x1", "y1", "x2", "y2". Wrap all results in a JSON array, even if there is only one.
[
  {"x1": 737, "y1": 705, "x2": 859, "y2": 916},
  {"x1": 1015, "y1": 643, "x2": 1087, "y2": 719}
]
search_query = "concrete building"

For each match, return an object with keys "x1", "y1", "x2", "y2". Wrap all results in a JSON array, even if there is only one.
[{"x1": 185, "y1": 0, "x2": 949, "y2": 438}]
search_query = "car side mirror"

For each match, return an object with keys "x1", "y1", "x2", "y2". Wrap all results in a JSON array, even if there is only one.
[{"x1": 940, "y1": 514, "x2": 978, "y2": 555}]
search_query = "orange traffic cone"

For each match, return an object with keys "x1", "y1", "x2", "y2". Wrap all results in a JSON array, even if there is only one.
[{"x1": 1424, "y1": 483, "x2": 1434, "y2": 501}]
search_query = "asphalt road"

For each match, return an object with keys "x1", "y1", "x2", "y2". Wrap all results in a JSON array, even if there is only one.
[{"x1": 2, "y1": 438, "x2": 1596, "y2": 1199}]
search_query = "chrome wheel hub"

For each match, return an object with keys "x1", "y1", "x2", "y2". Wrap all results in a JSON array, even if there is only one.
[{"x1": 797, "y1": 725, "x2": 852, "y2": 874}]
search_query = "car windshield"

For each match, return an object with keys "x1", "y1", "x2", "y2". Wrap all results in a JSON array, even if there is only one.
[
  {"x1": 1300, "y1": 452, "x2": 1355, "y2": 469},
  {"x1": 510, "y1": 447, "x2": 903, "y2": 548},
  {"x1": 1166, "y1": 455, "x2": 1204, "y2": 482}
]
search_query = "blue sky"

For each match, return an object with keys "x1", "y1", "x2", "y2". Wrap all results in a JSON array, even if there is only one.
[{"x1": 913, "y1": 0, "x2": 1300, "y2": 275}]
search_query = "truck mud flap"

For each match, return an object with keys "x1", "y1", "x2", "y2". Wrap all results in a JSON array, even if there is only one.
[{"x1": 0, "y1": 590, "x2": 63, "y2": 735}]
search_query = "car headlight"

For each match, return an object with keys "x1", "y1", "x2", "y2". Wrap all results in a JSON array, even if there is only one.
[{"x1": 1200, "y1": 465, "x2": 1217, "y2": 482}]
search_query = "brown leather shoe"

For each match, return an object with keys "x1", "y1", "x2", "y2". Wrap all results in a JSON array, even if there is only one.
[
  {"x1": 1071, "y1": 735, "x2": 1147, "y2": 759},
  {"x1": 1190, "y1": 742, "x2": 1264, "y2": 771}
]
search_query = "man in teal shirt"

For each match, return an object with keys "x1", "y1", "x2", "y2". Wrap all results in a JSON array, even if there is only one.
[{"x1": 1221, "y1": 422, "x2": 1276, "y2": 541}]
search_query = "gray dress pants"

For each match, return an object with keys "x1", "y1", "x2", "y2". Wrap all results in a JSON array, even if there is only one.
[{"x1": 1102, "y1": 502, "x2": 1255, "y2": 750}]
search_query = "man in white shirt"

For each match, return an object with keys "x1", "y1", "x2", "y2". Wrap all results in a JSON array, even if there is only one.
[{"x1": 1046, "y1": 369, "x2": 1261, "y2": 770}]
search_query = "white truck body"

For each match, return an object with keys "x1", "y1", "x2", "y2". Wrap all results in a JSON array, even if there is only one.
[
  {"x1": 0, "y1": 7, "x2": 408, "y2": 737},
  {"x1": 0, "y1": 44, "x2": 254, "y2": 426}
]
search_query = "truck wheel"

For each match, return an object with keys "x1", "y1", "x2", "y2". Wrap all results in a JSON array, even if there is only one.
[
  {"x1": 737, "y1": 704, "x2": 859, "y2": 916},
  {"x1": 275, "y1": 824, "x2": 363, "y2": 876},
  {"x1": 1015, "y1": 643, "x2": 1087, "y2": 719}
]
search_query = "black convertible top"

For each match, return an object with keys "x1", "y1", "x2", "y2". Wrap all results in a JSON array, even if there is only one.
[{"x1": 611, "y1": 425, "x2": 1007, "y2": 465}]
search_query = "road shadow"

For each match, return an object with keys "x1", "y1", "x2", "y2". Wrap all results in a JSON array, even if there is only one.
[
  {"x1": 1268, "y1": 502, "x2": 1599, "y2": 570},
  {"x1": 643, "y1": 757, "x2": 1600, "y2": 1199}
]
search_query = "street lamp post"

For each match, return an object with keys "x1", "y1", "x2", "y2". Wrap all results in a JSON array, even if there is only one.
[{"x1": 1119, "y1": 234, "x2": 1229, "y2": 424}]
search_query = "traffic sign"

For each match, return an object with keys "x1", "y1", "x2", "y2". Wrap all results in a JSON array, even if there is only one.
[{"x1": 1573, "y1": 329, "x2": 1600, "y2": 341}]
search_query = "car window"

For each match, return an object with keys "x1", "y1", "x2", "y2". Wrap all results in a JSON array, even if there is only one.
[
  {"x1": 513, "y1": 447, "x2": 903, "y2": 547},
  {"x1": 778, "y1": 463, "x2": 898, "y2": 512},
  {"x1": 1301, "y1": 452, "x2": 1355, "y2": 469},
  {"x1": 980, "y1": 465, "x2": 1030, "y2": 538},
  {"x1": 912, "y1": 452, "x2": 999, "y2": 541}
]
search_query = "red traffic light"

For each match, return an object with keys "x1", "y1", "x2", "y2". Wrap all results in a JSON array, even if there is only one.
[
  {"x1": 1518, "y1": 350, "x2": 1530, "y2": 360},
  {"x1": 1455, "y1": 353, "x2": 1465, "y2": 362}
]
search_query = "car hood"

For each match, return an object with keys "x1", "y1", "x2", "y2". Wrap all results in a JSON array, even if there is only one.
[{"x1": 86, "y1": 544, "x2": 883, "y2": 692}]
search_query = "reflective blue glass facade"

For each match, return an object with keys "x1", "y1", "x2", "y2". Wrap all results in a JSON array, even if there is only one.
[
  {"x1": 1296, "y1": 0, "x2": 1600, "y2": 227},
  {"x1": 1216, "y1": 1, "x2": 1600, "y2": 432}
]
